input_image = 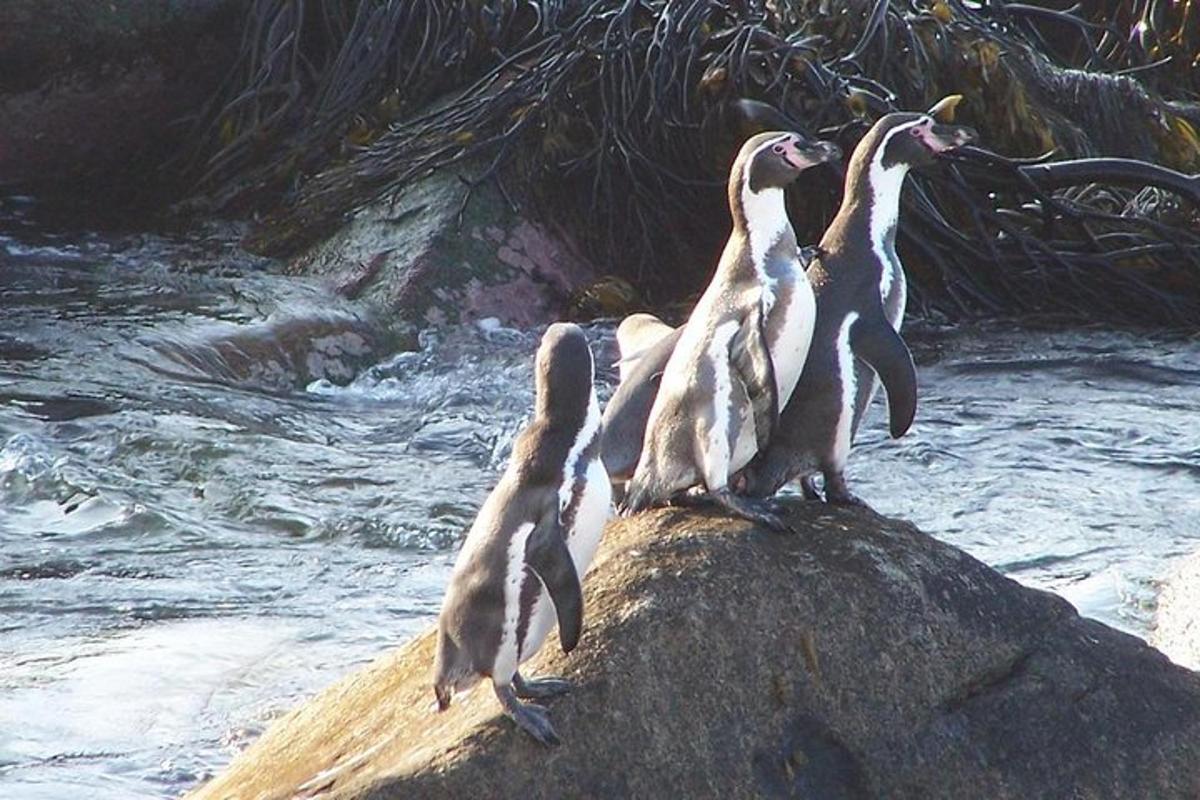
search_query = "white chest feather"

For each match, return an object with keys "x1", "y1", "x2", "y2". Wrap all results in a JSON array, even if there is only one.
[
  {"x1": 557, "y1": 391, "x2": 609, "y2": 572},
  {"x1": 832, "y1": 312, "x2": 860, "y2": 470},
  {"x1": 741, "y1": 178, "x2": 815, "y2": 409},
  {"x1": 700, "y1": 320, "x2": 742, "y2": 487},
  {"x1": 518, "y1": 453, "x2": 610, "y2": 669},
  {"x1": 559, "y1": 392, "x2": 601, "y2": 514},
  {"x1": 864, "y1": 123, "x2": 914, "y2": 306},
  {"x1": 866, "y1": 162, "x2": 907, "y2": 304},
  {"x1": 768, "y1": 271, "x2": 816, "y2": 404},
  {"x1": 741, "y1": 184, "x2": 789, "y2": 283},
  {"x1": 493, "y1": 521, "x2": 536, "y2": 681},
  {"x1": 567, "y1": 458, "x2": 612, "y2": 573},
  {"x1": 862, "y1": 144, "x2": 911, "y2": 432}
]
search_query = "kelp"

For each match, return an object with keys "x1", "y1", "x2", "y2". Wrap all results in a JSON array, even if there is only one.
[{"x1": 183, "y1": 0, "x2": 1200, "y2": 325}]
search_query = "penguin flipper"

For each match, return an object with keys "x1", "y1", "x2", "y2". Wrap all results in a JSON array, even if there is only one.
[
  {"x1": 525, "y1": 509, "x2": 584, "y2": 653},
  {"x1": 730, "y1": 302, "x2": 779, "y2": 452},
  {"x1": 850, "y1": 313, "x2": 917, "y2": 438}
]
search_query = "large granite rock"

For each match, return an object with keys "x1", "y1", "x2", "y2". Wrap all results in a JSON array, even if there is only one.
[
  {"x1": 188, "y1": 504, "x2": 1200, "y2": 800},
  {"x1": 282, "y1": 165, "x2": 596, "y2": 331},
  {"x1": 1154, "y1": 549, "x2": 1200, "y2": 672},
  {"x1": 150, "y1": 312, "x2": 383, "y2": 393}
]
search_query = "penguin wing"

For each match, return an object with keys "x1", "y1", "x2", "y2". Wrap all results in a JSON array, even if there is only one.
[
  {"x1": 730, "y1": 300, "x2": 779, "y2": 452},
  {"x1": 524, "y1": 504, "x2": 584, "y2": 653},
  {"x1": 850, "y1": 310, "x2": 917, "y2": 438},
  {"x1": 601, "y1": 328, "x2": 682, "y2": 479}
]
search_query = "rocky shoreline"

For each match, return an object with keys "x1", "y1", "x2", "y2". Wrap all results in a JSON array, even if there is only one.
[{"x1": 187, "y1": 503, "x2": 1200, "y2": 800}]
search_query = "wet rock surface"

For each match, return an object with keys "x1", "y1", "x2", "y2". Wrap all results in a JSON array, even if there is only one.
[
  {"x1": 187, "y1": 503, "x2": 1200, "y2": 800},
  {"x1": 150, "y1": 313, "x2": 384, "y2": 393},
  {"x1": 285, "y1": 164, "x2": 596, "y2": 331}
]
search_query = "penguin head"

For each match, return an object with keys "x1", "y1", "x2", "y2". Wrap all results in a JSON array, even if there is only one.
[
  {"x1": 738, "y1": 131, "x2": 842, "y2": 193},
  {"x1": 873, "y1": 112, "x2": 978, "y2": 170},
  {"x1": 533, "y1": 322, "x2": 594, "y2": 425}
]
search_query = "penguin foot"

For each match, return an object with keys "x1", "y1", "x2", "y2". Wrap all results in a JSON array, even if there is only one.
[
  {"x1": 514, "y1": 671, "x2": 573, "y2": 699},
  {"x1": 711, "y1": 488, "x2": 793, "y2": 533},
  {"x1": 666, "y1": 490, "x2": 711, "y2": 509},
  {"x1": 824, "y1": 474, "x2": 868, "y2": 508},
  {"x1": 494, "y1": 683, "x2": 561, "y2": 746},
  {"x1": 799, "y1": 475, "x2": 823, "y2": 502},
  {"x1": 619, "y1": 482, "x2": 659, "y2": 516}
]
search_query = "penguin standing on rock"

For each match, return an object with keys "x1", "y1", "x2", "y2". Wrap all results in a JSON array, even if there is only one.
[
  {"x1": 433, "y1": 323, "x2": 609, "y2": 746},
  {"x1": 621, "y1": 132, "x2": 840, "y2": 530},
  {"x1": 740, "y1": 107, "x2": 976, "y2": 505},
  {"x1": 612, "y1": 313, "x2": 676, "y2": 382},
  {"x1": 601, "y1": 243, "x2": 821, "y2": 495},
  {"x1": 600, "y1": 316, "x2": 681, "y2": 500}
]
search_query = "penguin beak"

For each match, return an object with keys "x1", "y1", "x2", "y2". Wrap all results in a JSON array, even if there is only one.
[
  {"x1": 780, "y1": 137, "x2": 842, "y2": 170},
  {"x1": 916, "y1": 121, "x2": 978, "y2": 154}
]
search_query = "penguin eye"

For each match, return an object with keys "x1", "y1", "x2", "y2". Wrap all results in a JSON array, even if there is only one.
[
  {"x1": 772, "y1": 144, "x2": 786, "y2": 154},
  {"x1": 909, "y1": 127, "x2": 923, "y2": 137}
]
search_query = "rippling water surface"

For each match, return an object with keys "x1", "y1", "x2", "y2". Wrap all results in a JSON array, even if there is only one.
[{"x1": 1, "y1": 203, "x2": 1198, "y2": 798}]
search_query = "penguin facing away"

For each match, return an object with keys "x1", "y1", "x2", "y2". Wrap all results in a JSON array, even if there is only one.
[
  {"x1": 433, "y1": 322, "x2": 610, "y2": 746},
  {"x1": 601, "y1": 319, "x2": 681, "y2": 492},
  {"x1": 613, "y1": 312, "x2": 675, "y2": 383},
  {"x1": 739, "y1": 110, "x2": 976, "y2": 505},
  {"x1": 621, "y1": 131, "x2": 840, "y2": 530}
]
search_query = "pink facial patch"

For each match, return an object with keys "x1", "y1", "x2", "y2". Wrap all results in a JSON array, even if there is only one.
[
  {"x1": 912, "y1": 120, "x2": 966, "y2": 153},
  {"x1": 775, "y1": 137, "x2": 817, "y2": 170}
]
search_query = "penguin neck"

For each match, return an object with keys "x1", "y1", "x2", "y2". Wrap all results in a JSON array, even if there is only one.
[
  {"x1": 823, "y1": 146, "x2": 910, "y2": 266},
  {"x1": 731, "y1": 177, "x2": 795, "y2": 282},
  {"x1": 521, "y1": 389, "x2": 599, "y2": 486},
  {"x1": 534, "y1": 387, "x2": 590, "y2": 433}
]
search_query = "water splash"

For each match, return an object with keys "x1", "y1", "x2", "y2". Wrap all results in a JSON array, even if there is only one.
[{"x1": 1, "y1": 206, "x2": 1198, "y2": 798}]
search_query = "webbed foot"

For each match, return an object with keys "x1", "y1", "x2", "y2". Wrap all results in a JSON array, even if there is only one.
[
  {"x1": 514, "y1": 671, "x2": 573, "y2": 699},
  {"x1": 799, "y1": 474, "x2": 823, "y2": 502},
  {"x1": 666, "y1": 489, "x2": 710, "y2": 509},
  {"x1": 824, "y1": 473, "x2": 868, "y2": 508},
  {"x1": 711, "y1": 487, "x2": 793, "y2": 533},
  {"x1": 494, "y1": 683, "x2": 561, "y2": 746}
]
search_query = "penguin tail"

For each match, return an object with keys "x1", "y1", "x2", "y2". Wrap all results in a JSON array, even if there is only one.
[
  {"x1": 432, "y1": 629, "x2": 459, "y2": 711},
  {"x1": 433, "y1": 683, "x2": 451, "y2": 712},
  {"x1": 620, "y1": 477, "x2": 659, "y2": 516}
]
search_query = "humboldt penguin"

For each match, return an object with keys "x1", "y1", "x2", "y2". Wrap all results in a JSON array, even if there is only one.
[
  {"x1": 433, "y1": 322, "x2": 609, "y2": 746},
  {"x1": 740, "y1": 110, "x2": 976, "y2": 505},
  {"x1": 601, "y1": 318, "x2": 680, "y2": 497},
  {"x1": 613, "y1": 312, "x2": 675, "y2": 382},
  {"x1": 601, "y1": 242, "x2": 821, "y2": 492},
  {"x1": 620, "y1": 132, "x2": 840, "y2": 529}
]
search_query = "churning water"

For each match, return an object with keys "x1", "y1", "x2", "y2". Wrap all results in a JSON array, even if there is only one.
[{"x1": 1, "y1": 202, "x2": 1197, "y2": 798}]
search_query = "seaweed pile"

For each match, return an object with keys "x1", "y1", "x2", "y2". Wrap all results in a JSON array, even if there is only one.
[{"x1": 182, "y1": 0, "x2": 1200, "y2": 325}]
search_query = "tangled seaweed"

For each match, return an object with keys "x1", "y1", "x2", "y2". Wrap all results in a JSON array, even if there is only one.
[{"x1": 184, "y1": 0, "x2": 1200, "y2": 326}]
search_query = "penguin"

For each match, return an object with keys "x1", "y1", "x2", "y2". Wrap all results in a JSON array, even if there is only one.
[
  {"x1": 601, "y1": 241, "x2": 822, "y2": 492},
  {"x1": 433, "y1": 322, "x2": 610, "y2": 746},
  {"x1": 601, "y1": 318, "x2": 681, "y2": 501},
  {"x1": 613, "y1": 313, "x2": 675, "y2": 382},
  {"x1": 739, "y1": 109, "x2": 977, "y2": 505},
  {"x1": 620, "y1": 132, "x2": 840, "y2": 530}
]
